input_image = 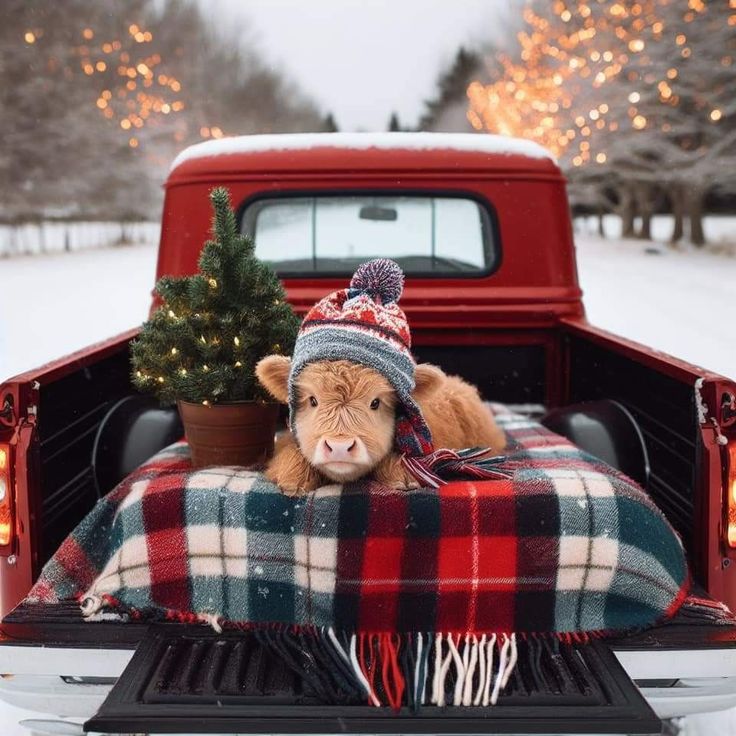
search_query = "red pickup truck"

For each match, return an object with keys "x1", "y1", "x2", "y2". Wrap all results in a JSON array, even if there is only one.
[{"x1": 1, "y1": 133, "x2": 735, "y2": 734}]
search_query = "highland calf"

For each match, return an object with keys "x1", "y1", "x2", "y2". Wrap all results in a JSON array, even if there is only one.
[{"x1": 256, "y1": 356, "x2": 505, "y2": 495}]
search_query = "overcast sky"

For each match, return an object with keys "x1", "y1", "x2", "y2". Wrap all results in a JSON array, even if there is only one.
[{"x1": 204, "y1": 0, "x2": 513, "y2": 131}]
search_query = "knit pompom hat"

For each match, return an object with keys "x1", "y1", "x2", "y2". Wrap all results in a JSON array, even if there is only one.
[{"x1": 288, "y1": 259, "x2": 433, "y2": 457}]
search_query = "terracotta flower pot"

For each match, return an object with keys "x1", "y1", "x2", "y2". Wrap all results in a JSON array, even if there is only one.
[{"x1": 177, "y1": 400, "x2": 279, "y2": 469}]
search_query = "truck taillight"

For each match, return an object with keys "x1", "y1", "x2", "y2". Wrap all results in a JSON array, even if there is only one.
[
  {"x1": 728, "y1": 444, "x2": 736, "y2": 548},
  {"x1": 0, "y1": 443, "x2": 11, "y2": 548}
]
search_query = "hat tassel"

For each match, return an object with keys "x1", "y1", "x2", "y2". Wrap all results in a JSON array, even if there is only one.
[{"x1": 401, "y1": 448, "x2": 514, "y2": 488}]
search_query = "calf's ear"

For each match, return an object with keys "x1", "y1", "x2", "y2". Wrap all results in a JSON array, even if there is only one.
[
  {"x1": 255, "y1": 355, "x2": 292, "y2": 403},
  {"x1": 413, "y1": 363, "x2": 445, "y2": 399}
]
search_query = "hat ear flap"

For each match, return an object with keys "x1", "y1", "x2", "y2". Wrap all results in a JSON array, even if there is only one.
[
  {"x1": 255, "y1": 355, "x2": 292, "y2": 403},
  {"x1": 412, "y1": 363, "x2": 445, "y2": 400}
]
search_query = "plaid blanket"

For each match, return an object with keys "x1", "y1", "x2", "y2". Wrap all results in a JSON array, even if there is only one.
[{"x1": 29, "y1": 404, "x2": 688, "y2": 638}]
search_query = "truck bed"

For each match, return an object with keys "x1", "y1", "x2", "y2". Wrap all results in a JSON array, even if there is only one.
[
  {"x1": 1, "y1": 319, "x2": 732, "y2": 614},
  {"x1": 2, "y1": 320, "x2": 735, "y2": 728}
]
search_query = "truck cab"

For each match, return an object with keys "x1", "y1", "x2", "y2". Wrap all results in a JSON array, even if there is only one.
[{"x1": 1, "y1": 132, "x2": 735, "y2": 733}]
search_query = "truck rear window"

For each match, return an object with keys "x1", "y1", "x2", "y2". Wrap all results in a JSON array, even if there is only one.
[{"x1": 241, "y1": 194, "x2": 497, "y2": 277}]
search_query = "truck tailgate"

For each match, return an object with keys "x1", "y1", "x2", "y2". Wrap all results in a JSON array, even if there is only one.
[
  {"x1": 84, "y1": 624, "x2": 660, "y2": 735},
  {"x1": 4, "y1": 596, "x2": 736, "y2": 726}
]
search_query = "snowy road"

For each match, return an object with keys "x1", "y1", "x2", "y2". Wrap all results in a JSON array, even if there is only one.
[
  {"x1": 0, "y1": 242, "x2": 158, "y2": 381},
  {"x1": 0, "y1": 230, "x2": 735, "y2": 735},
  {"x1": 575, "y1": 232, "x2": 735, "y2": 379}
]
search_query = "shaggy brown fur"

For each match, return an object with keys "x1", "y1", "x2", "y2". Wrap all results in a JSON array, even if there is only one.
[{"x1": 256, "y1": 356, "x2": 505, "y2": 495}]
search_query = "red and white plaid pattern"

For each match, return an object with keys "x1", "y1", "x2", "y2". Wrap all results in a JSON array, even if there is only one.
[{"x1": 28, "y1": 405, "x2": 690, "y2": 641}]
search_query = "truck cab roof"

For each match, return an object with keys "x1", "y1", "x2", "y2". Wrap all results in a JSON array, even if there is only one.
[{"x1": 167, "y1": 132, "x2": 560, "y2": 183}]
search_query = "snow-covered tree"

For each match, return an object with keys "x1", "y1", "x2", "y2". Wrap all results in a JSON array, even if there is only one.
[
  {"x1": 466, "y1": 0, "x2": 736, "y2": 245},
  {"x1": 1, "y1": 1, "x2": 150, "y2": 220},
  {"x1": 615, "y1": 1, "x2": 735, "y2": 244},
  {"x1": 1, "y1": 0, "x2": 326, "y2": 223}
]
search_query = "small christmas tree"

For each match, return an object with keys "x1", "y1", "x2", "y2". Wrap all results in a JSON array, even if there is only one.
[{"x1": 131, "y1": 187, "x2": 299, "y2": 406}]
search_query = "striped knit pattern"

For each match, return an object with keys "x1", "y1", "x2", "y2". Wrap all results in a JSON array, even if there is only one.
[{"x1": 288, "y1": 260, "x2": 434, "y2": 457}]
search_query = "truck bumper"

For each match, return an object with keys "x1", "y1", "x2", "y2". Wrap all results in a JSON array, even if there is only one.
[{"x1": 615, "y1": 648, "x2": 736, "y2": 719}]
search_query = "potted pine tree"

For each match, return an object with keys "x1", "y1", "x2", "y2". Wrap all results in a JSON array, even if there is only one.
[{"x1": 130, "y1": 187, "x2": 299, "y2": 468}]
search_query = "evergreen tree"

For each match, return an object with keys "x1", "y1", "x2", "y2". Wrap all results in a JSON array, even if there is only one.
[
  {"x1": 131, "y1": 187, "x2": 300, "y2": 406},
  {"x1": 387, "y1": 112, "x2": 401, "y2": 131},
  {"x1": 322, "y1": 112, "x2": 339, "y2": 132},
  {"x1": 418, "y1": 47, "x2": 481, "y2": 131}
]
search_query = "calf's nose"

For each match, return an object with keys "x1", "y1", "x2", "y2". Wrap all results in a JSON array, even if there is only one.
[{"x1": 320, "y1": 437, "x2": 357, "y2": 462}]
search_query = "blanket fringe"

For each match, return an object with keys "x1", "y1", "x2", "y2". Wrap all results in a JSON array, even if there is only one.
[
  {"x1": 253, "y1": 628, "x2": 524, "y2": 710},
  {"x1": 82, "y1": 598, "x2": 695, "y2": 711},
  {"x1": 199, "y1": 612, "x2": 223, "y2": 633},
  {"x1": 402, "y1": 448, "x2": 514, "y2": 488},
  {"x1": 80, "y1": 594, "x2": 104, "y2": 617},
  {"x1": 674, "y1": 595, "x2": 736, "y2": 625}
]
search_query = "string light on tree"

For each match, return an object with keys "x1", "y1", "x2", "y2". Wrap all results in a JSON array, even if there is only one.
[
  {"x1": 465, "y1": 0, "x2": 729, "y2": 171},
  {"x1": 57, "y1": 20, "x2": 230, "y2": 149},
  {"x1": 131, "y1": 188, "x2": 300, "y2": 406}
]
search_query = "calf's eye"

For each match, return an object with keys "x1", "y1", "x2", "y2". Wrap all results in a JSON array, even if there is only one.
[
  {"x1": 370, "y1": 398, "x2": 380, "y2": 410},
  {"x1": 309, "y1": 396, "x2": 318, "y2": 407}
]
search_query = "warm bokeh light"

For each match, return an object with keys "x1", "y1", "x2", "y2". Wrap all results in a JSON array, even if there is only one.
[
  {"x1": 23, "y1": 22, "x2": 231, "y2": 151},
  {"x1": 466, "y1": 0, "x2": 726, "y2": 169}
]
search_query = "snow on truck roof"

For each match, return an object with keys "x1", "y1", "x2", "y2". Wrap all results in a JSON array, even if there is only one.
[{"x1": 169, "y1": 132, "x2": 555, "y2": 174}]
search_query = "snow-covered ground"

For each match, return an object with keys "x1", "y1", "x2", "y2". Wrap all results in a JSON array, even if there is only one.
[
  {"x1": 577, "y1": 213, "x2": 736, "y2": 248},
  {"x1": 0, "y1": 224, "x2": 735, "y2": 735},
  {"x1": 0, "y1": 241, "x2": 158, "y2": 381},
  {"x1": 575, "y1": 229, "x2": 735, "y2": 379},
  {"x1": 0, "y1": 220, "x2": 160, "y2": 257}
]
